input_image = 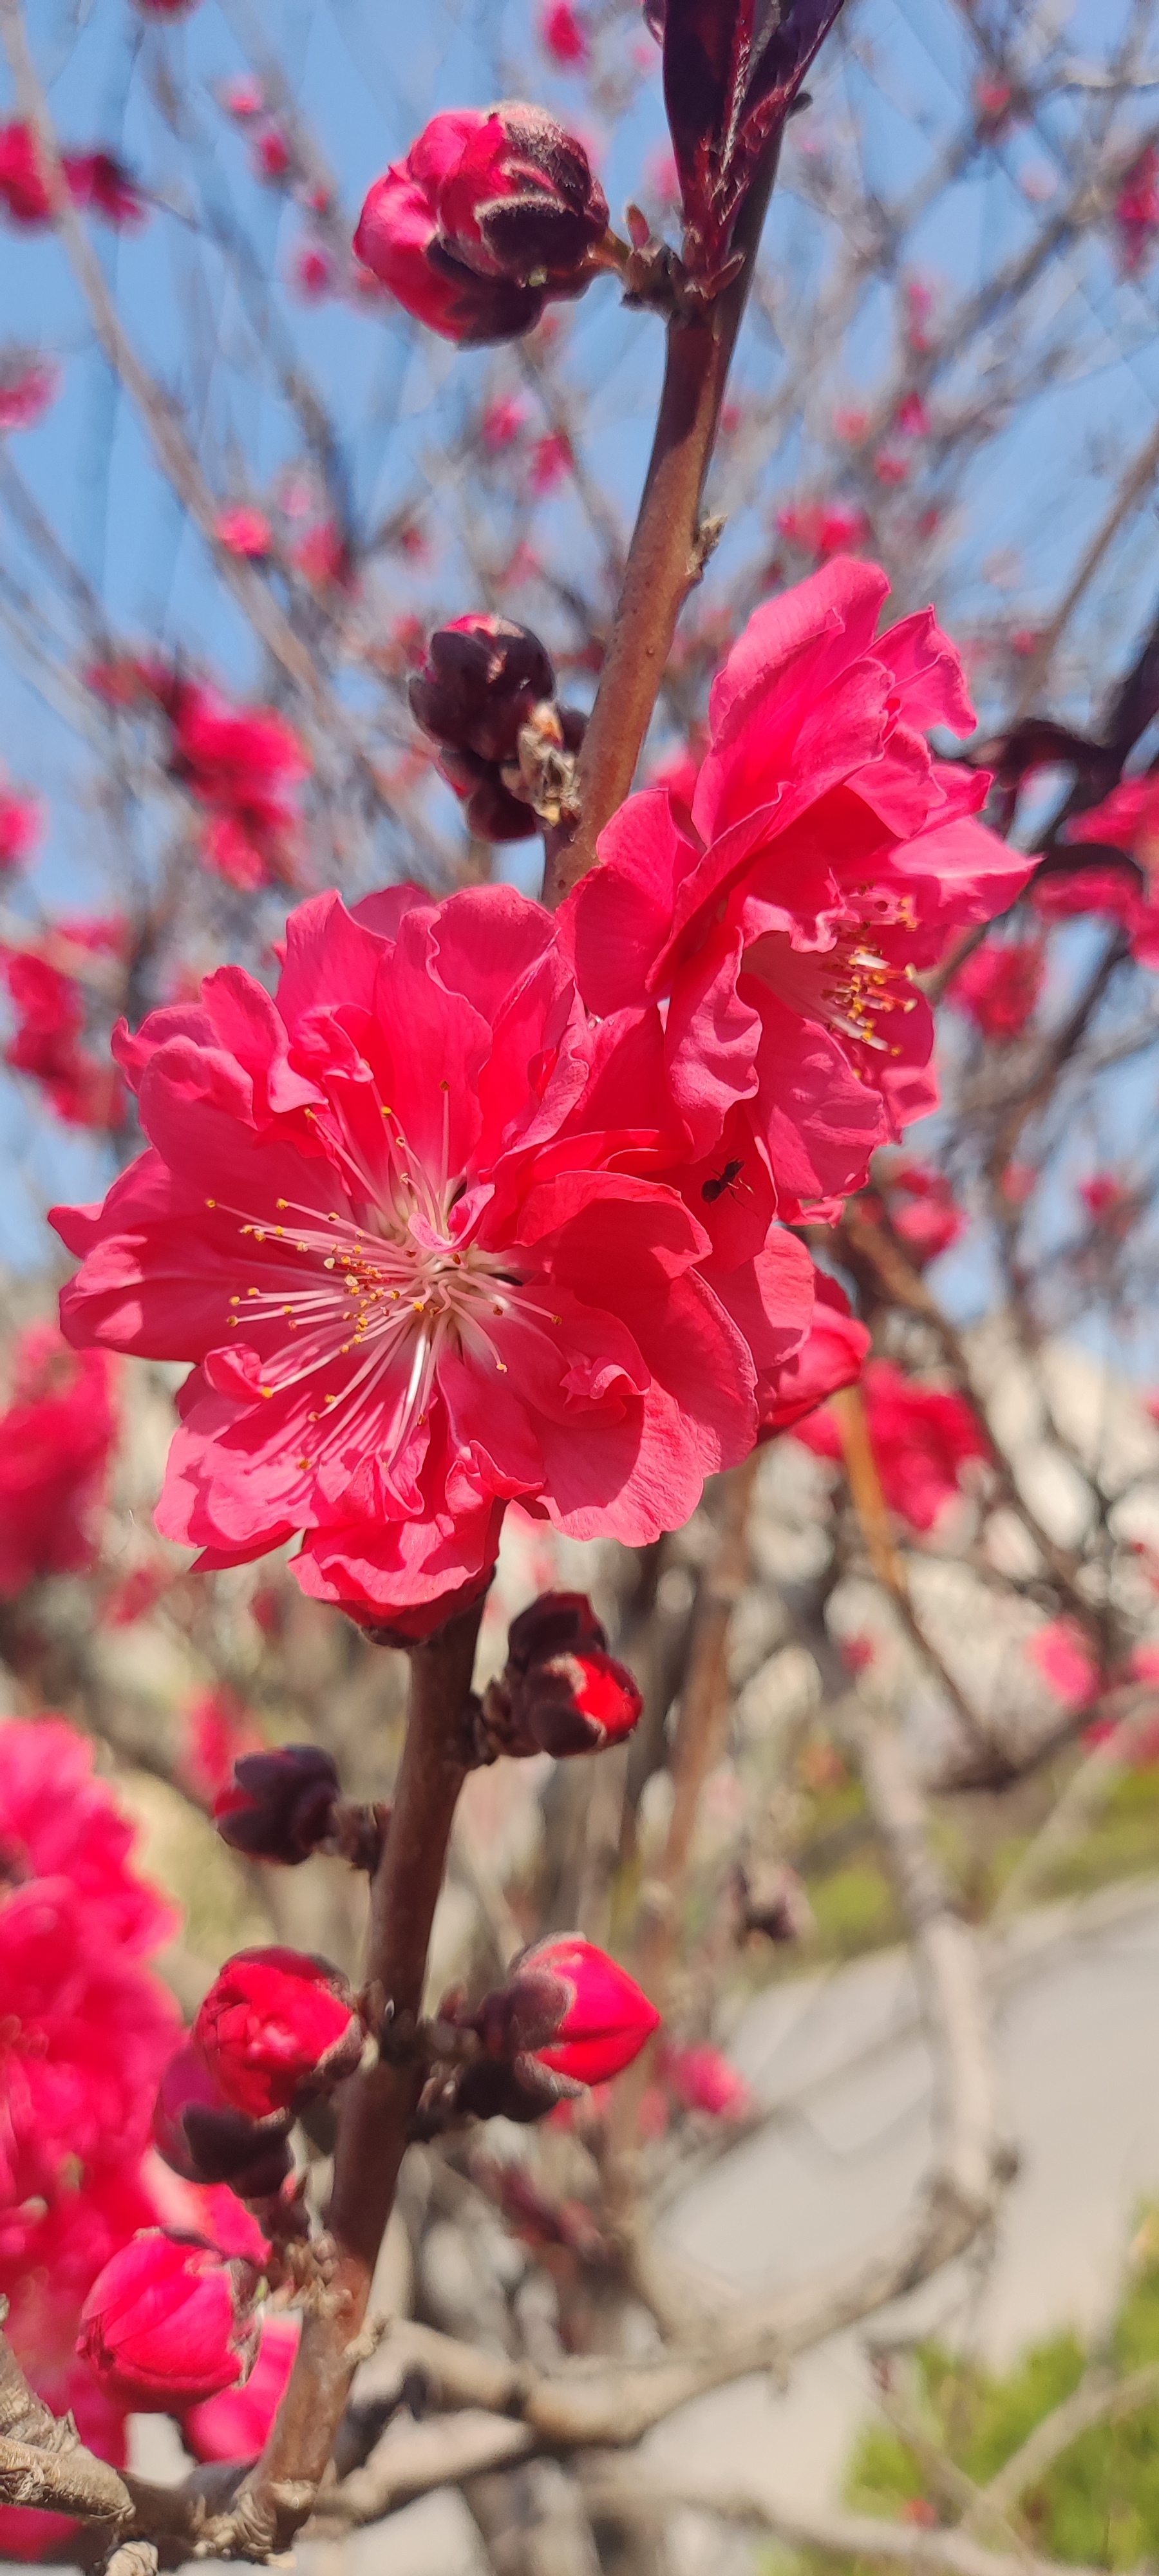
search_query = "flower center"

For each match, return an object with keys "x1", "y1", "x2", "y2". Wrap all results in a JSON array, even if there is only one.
[
  {"x1": 745, "y1": 921, "x2": 921, "y2": 1055},
  {"x1": 202, "y1": 1088, "x2": 556, "y2": 1479}
]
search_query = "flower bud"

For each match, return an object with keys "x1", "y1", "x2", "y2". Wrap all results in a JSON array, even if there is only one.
[
  {"x1": 153, "y1": 2042, "x2": 294, "y2": 2196},
  {"x1": 664, "y1": 2041, "x2": 752, "y2": 2121},
  {"x1": 409, "y1": 616, "x2": 556, "y2": 764},
  {"x1": 506, "y1": 1589, "x2": 607, "y2": 1671},
  {"x1": 194, "y1": 1946, "x2": 364, "y2": 2121},
  {"x1": 77, "y1": 2230, "x2": 261, "y2": 2409},
  {"x1": 485, "y1": 1647, "x2": 642, "y2": 1759},
  {"x1": 353, "y1": 104, "x2": 610, "y2": 345},
  {"x1": 213, "y1": 1743, "x2": 340, "y2": 1865},
  {"x1": 436, "y1": 746, "x2": 540, "y2": 843},
  {"x1": 495, "y1": 1936, "x2": 659, "y2": 2085}
]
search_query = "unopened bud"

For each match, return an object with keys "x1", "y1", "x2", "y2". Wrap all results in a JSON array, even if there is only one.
[
  {"x1": 482, "y1": 1935, "x2": 659, "y2": 2087},
  {"x1": 213, "y1": 1743, "x2": 340, "y2": 1865},
  {"x1": 354, "y1": 104, "x2": 610, "y2": 345},
  {"x1": 409, "y1": 616, "x2": 555, "y2": 762},
  {"x1": 506, "y1": 1590, "x2": 607, "y2": 1670},
  {"x1": 78, "y1": 2230, "x2": 261, "y2": 2409},
  {"x1": 194, "y1": 1946, "x2": 364, "y2": 2121},
  {"x1": 482, "y1": 1593, "x2": 642, "y2": 1758},
  {"x1": 153, "y1": 2042, "x2": 294, "y2": 2196}
]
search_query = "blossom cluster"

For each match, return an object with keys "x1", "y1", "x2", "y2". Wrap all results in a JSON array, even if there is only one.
[
  {"x1": 0, "y1": 1719, "x2": 180, "y2": 2555},
  {"x1": 53, "y1": 559, "x2": 1029, "y2": 1639},
  {"x1": 86, "y1": 659, "x2": 310, "y2": 891}
]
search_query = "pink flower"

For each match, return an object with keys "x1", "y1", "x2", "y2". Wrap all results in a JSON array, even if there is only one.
[
  {"x1": 894, "y1": 391, "x2": 930, "y2": 438},
  {"x1": 0, "y1": 1323, "x2": 118, "y2": 1595},
  {"x1": 63, "y1": 151, "x2": 147, "y2": 229},
  {"x1": 0, "y1": 1715, "x2": 173, "y2": 1953},
  {"x1": 758, "y1": 1272, "x2": 869, "y2": 1435},
  {"x1": 194, "y1": 1946, "x2": 363, "y2": 2119},
  {"x1": 0, "y1": 768, "x2": 41, "y2": 867},
  {"x1": 833, "y1": 406, "x2": 869, "y2": 441},
  {"x1": 664, "y1": 2041, "x2": 752, "y2": 2120},
  {"x1": 2, "y1": 917, "x2": 127, "y2": 1130},
  {"x1": 950, "y1": 937, "x2": 1044, "y2": 1041},
  {"x1": 530, "y1": 430, "x2": 574, "y2": 493},
  {"x1": 0, "y1": 2170, "x2": 156, "y2": 2560},
  {"x1": 482, "y1": 395, "x2": 529, "y2": 450},
  {"x1": 874, "y1": 448, "x2": 910, "y2": 486},
  {"x1": 775, "y1": 498, "x2": 870, "y2": 559},
  {"x1": 1067, "y1": 772, "x2": 1159, "y2": 880},
  {"x1": 292, "y1": 520, "x2": 351, "y2": 589},
  {"x1": 1030, "y1": 1618, "x2": 1098, "y2": 1709},
  {"x1": 216, "y1": 504, "x2": 273, "y2": 558},
  {"x1": 160, "y1": 677, "x2": 310, "y2": 889},
  {"x1": 52, "y1": 884, "x2": 797, "y2": 1631},
  {"x1": 1115, "y1": 143, "x2": 1159, "y2": 274},
  {"x1": 562, "y1": 560, "x2": 1032, "y2": 1236},
  {"x1": 881, "y1": 1159, "x2": 966, "y2": 1266},
  {"x1": 0, "y1": 121, "x2": 53, "y2": 225},
  {"x1": 0, "y1": 348, "x2": 61, "y2": 433},
  {"x1": 182, "y1": 2310, "x2": 299, "y2": 2461},
  {"x1": 1080, "y1": 1173, "x2": 1134, "y2": 1236},
  {"x1": 221, "y1": 75, "x2": 264, "y2": 119},
  {"x1": 79, "y1": 2230, "x2": 261, "y2": 2409},
  {"x1": 795, "y1": 1358, "x2": 990, "y2": 1531},
  {"x1": 253, "y1": 126, "x2": 292, "y2": 185},
  {"x1": 539, "y1": 1, "x2": 590, "y2": 67},
  {"x1": 180, "y1": 1685, "x2": 261, "y2": 1807},
  {"x1": 0, "y1": 1877, "x2": 179, "y2": 2235},
  {"x1": 291, "y1": 242, "x2": 334, "y2": 299},
  {"x1": 353, "y1": 106, "x2": 609, "y2": 344}
]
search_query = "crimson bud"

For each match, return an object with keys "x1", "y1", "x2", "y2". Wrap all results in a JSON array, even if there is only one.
[
  {"x1": 78, "y1": 2230, "x2": 261, "y2": 2409},
  {"x1": 152, "y1": 2041, "x2": 294, "y2": 2195},
  {"x1": 353, "y1": 104, "x2": 610, "y2": 345},
  {"x1": 506, "y1": 1589, "x2": 608, "y2": 1670},
  {"x1": 194, "y1": 1946, "x2": 364, "y2": 2121},
  {"x1": 409, "y1": 616, "x2": 556, "y2": 764},
  {"x1": 213, "y1": 1742, "x2": 340, "y2": 1866},
  {"x1": 500, "y1": 1936, "x2": 659, "y2": 2085},
  {"x1": 482, "y1": 1591, "x2": 643, "y2": 1757}
]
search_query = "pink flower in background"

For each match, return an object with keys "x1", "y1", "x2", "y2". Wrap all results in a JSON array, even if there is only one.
[
  {"x1": 0, "y1": 120, "x2": 53, "y2": 223},
  {"x1": 216, "y1": 504, "x2": 274, "y2": 558},
  {"x1": 1114, "y1": 142, "x2": 1159, "y2": 274},
  {"x1": 1068, "y1": 772, "x2": 1159, "y2": 880},
  {"x1": 834, "y1": 406, "x2": 870, "y2": 441},
  {"x1": 795, "y1": 1358, "x2": 990, "y2": 1531},
  {"x1": 156, "y1": 676, "x2": 310, "y2": 889},
  {"x1": 883, "y1": 1158, "x2": 966, "y2": 1266},
  {"x1": 293, "y1": 520, "x2": 352, "y2": 589},
  {"x1": 179, "y1": 1686, "x2": 263, "y2": 1808},
  {"x1": 758, "y1": 1271, "x2": 869, "y2": 1435},
  {"x1": 482, "y1": 395, "x2": 529, "y2": 450},
  {"x1": 0, "y1": 769, "x2": 41, "y2": 867},
  {"x1": 0, "y1": 1324, "x2": 118, "y2": 1595},
  {"x1": 221, "y1": 75, "x2": 265, "y2": 120},
  {"x1": 530, "y1": 429, "x2": 574, "y2": 493},
  {"x1": 776, "y1": 499, "x2": 871, "y2": 559},
  {"x1": 1031, "y1": 1617, "x2": 1098, "y2": 1709},
  {"x1": 353, "y1": 105, "x2": 610, "y2": 344},
  {"x1": 183, "y1": 2310, "x2": 299, "y2": 2459},
  {"x1": 539, "y1": 1, "x2": 590, "y2": 66},
  {"x1": 894, "y1": 391, "x2": 930, "y2": 437},
  {"x1": 0, "y1": 2170, "x2": 156, "y2": 2560},
  {"x1": 664, "y1": 2042, "x2": 753, "y2": 2120},
  {"x1": 2, "y1": 920, "x2": 126, "y2": 1129},
  {"x1": 950, "y1": 937, "x2": 1044, "y2": 1041},
  {"x1": 253, "y1": 126, "x2": 292, "y2": 185},
  {"x1": 563, "y1": 558, "x2": 1032, "y2": 1226},
  {"x1": 0, "y1": 1877, "x2": 179, "y2": 2235},
  {"x1": 53, "y1": 884, "x2": 794, "y2": 1631},
  {"x1": 873, "y1": 448, "x2": 910, "y2": 486},
  {"x1": 1079, "y1": 1172, "x2": 1135, "y2": 1237},
  {"x1": 66, "y1": 153, "x2": 147, "y2": 229},
  {"x1": 0, "y1": 349, "x2": 61, "y2": 433},
  {"x1": 0, "y1": 1717, "x2": 173, "y2": 1953},
  {"x1": 291, "y1": 242, "x2": 334, "y2": 299}
]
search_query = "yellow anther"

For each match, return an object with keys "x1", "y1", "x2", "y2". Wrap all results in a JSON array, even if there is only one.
[{"x1": 205, "y1": 1197, "x2": 216, "y2": 1209}]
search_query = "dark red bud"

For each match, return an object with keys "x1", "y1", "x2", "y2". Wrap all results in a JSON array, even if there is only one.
[
  {"x1": 153, "y1": 2044, "x2": 294, "y2": 2196},
  {"x1": 511, "y1": 1649, "x2": 643, "y2": 1757},
  {"x1": 213, "y1": 1743, "x2": 340, "y2": 1865},
  {"x1": 437, "y1": 745, "x2": 540, "y2": 842},
  {"x1": 409, "y1": 615, "x2": 556, "y2": 763},
  {"x1": 506, "y1": 1590, "x2": 608, "y2": 1671}
]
